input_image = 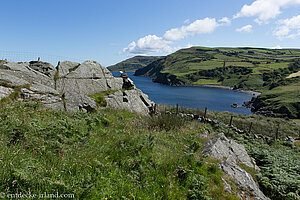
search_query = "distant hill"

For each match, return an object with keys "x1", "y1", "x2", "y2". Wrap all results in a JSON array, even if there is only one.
[
  {"x1": 134, "y1": 46, "x2": 300, "y2": 118},
  {"x1": 107, "y1": 56, "x2": 164, "y2": 72}
]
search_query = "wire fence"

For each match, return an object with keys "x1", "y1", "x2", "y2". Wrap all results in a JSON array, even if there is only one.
[{"x1": 0, "y1": 50, "x2": 86, "y2": 66}]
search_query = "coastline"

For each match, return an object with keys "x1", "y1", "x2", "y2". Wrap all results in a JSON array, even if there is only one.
[
  {"x1": 184, "y1": 84, "x2": 261, "y2": 96},
  {"x1": 129, "y1": 73, "x2": 261, "y2": 97}
]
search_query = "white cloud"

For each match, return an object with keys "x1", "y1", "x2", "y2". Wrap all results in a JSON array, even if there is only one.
[
  {"x1": 124, "y1": 17, "x2": 225, "y2": 55},
  {"x1": 236, "y1": 25, "x2": 253, "y2": 32},
  {"x1": 219, "y1": 17, "x2": 231, "y2": 25},
  {"x1": 184, "y1": 19, "x2": 190, "y2": 24},
  {"x1": 271, "y1": 45, "x2": 282, "y2": 49},
  {"x1": 123, "y1": 35, "x2": 173, "y2": 55},
  {"x1": 163, "y1": 18, "x2": 219, "y2": 41},
  {"x1": 234, "y1": 0, "x2": 300, "y2": 24},
  {"x1": 273, "y1": 15, "x2": 300, "y2": 39}
]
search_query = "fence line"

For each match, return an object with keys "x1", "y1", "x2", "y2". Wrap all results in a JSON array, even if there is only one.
[{"x1": 0, "y1": 50, "x2": 86, "y2": 66}]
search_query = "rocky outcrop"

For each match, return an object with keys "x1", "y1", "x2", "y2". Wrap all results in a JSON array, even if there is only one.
[
  {"x1": 203, "y1": 133, "x2": 269, "y2": 200},
  {"x1": 0, "y1": 60, "x2": 154, "y2": 115}
]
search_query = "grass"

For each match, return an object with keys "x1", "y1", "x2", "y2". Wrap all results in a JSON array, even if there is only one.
[
  {"x1": 192, "y1": 79, "x2": 221, "y2": 85},
  {"x1": 0, "y1": 101, "x2": 244, "y2": 199},
  {"x1": 88, "y1": 90, "x2": 118, "y2": 107},
  {"x1": 252, "y1": 79, "x2": 300, "y2": 118},
  {"x1": 158, "y1": 104, "x2": 300, "y2": 138}
]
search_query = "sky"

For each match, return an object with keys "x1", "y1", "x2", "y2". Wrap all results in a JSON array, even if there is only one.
[{"x1": 0, "y1": 0, "x2": 300, "y2": 67}]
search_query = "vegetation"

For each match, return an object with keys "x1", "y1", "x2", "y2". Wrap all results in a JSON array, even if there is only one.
[
  {"x1": 107, "y1": 56, "x2": 164, "y2": 72},
  {"x1": 0, "y1": 101, "x2": 243, "y2": 200},
  {"x1": 232, "y1": 133, "x2": 300, "y2": 200},
  {"x1": 1, "y1": 89, "x2": 300, "y2": 199},
  {"x1": 88, "y1": 90, "x2": 118, "y2": 107},
  {"x1": 159, "y1": 104, "x2": 300, "y2": 138},
  {"x1": 134, "y1": 47, "x2": 300, "y2": 118}
]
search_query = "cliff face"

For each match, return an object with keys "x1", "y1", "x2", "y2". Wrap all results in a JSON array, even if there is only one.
[{"x1": 0, "y1": 60, "x2": 154, "y2": 115}]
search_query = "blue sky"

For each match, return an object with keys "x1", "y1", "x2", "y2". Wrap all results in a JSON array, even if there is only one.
[{"x1": 1, "y1": 0, "x2": 300, "y2": 66}]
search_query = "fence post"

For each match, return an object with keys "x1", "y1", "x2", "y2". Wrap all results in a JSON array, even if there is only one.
[
  {"x1": 229, "y1": 116, "x2": 233, "y2": 126},
  {"x1": 176, "y1": 104, "x2": 179, "y2": 115},
  {"x1": 249, "y1": 122, "x2": 253, "y2": 135},
  {"x1": 276, "y1": 128, "x2": 279, "y2": 140}
]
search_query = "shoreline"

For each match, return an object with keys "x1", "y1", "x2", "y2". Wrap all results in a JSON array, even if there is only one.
[{"x1": 183, "y1": 84, "x2": 261, "y2": 96}]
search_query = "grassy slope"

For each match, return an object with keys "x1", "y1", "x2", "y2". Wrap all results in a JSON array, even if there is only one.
[
  {"x1": 252, "y1": 78, "x2": 300, "y2": 118},
  {"x1": 1, "y1": 102, "x2": 300, "y2": 199},
  {"x1": 0, "y1": 101, "x2": 240, "y2": 200},
  {"x1": 107, "y1": 56, "x2": 164, "y2": 72}
]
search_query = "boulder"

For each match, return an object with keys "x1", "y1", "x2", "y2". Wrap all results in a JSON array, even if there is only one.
[
  {"x1": 220, "y1": 162, "x2": 269, "y2": 200},
  {"x1": 105, "y1": 89, "x2": 154, "y2": 115},
  {"x1": 203, "y1": 133, "x2": 269, "y2": 200},
  {"x1": 0, "y1": 86, "x2": 14, "y2": 99}
]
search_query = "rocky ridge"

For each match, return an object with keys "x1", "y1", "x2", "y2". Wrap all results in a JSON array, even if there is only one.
[{"x1": 0, "y1": 60, "x2": 154, "y2": 115}]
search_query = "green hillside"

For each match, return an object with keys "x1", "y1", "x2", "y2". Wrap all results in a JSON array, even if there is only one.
[
  {"x1": 134, "y1": 47, "x2": 300, "y2": 118},
  {"x1": 1, "y1": 100, "x2": 300, "y2": 199},
  {"x1": 107, "y1": 56, "x2": 164, "y2": 72}
]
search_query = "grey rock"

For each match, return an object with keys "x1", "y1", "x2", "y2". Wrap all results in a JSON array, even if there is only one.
[
  {"x1": 203, "y1": 134, "x2": 269, "y2": 200},
  {"x1": 1, "y1": 62, "x2": 55, "y2": 88},
  {"x1": 105, "y1": 89, "x2": 154, "y2": 116},
  {"x1": 221, "y1": 177, "x2": 232, "y2": 194},
  {"x1": 1, "y1": 60, "x2": 154, "y2": 115},
  {"x1": 30, "y1": 82, "x2": 59, "y2": 95},
  {"x1": 0, "y1": 86, "x2": 14, "y2": 99},
  {"x1": 220, "y1": 162, "x2": 269, "y2": 200},
  {"x1": 202, "y1": 133, "x2": 255, "y2": 168},
  {"x1": 1, "y1": 62, "x2": 32, "y2": 72},
  {"x1": 20, "y1": 88, "x2": 64, "y2": 110},
  {"x1": 0, "y1": 71, "x2": 29, "y2": 86},
  {"x1": 57, "y1": 61, "x2": 80, "y2": 77},
  {"x1": 63, "y1": 91, "x2": 96, "y2": 113},
  {"x1": 28, "y1": 61, "x2": 56, "y2": 78}
]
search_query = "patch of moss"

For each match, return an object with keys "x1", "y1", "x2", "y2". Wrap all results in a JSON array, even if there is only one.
[{"x1": 89, "y1": 90, "x2": 118, "y2": 107}]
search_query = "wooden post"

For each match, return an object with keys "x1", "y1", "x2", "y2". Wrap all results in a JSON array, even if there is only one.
[
  {"x1": 249, "y1": 122, "x2": 253, "y2": 135},
  {"x1": 276, "y1": 128, "x2": 279, "y2": 140},
  {"x1": 165, "y1": 106, "x2": 167, "y2": 114},
  {"x1": 154, "y1": 104, "x2": 157, "y2": 114},
  {"x1": 229, "y1": 116, "x2": 233, "y2": 126},
  {"x1": 204, "y1": 107, "x2": 207, "y2": 122},
  {"x1": 176, "y1": 104, "x2": 179, "y2": 115}
]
